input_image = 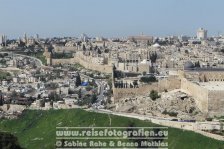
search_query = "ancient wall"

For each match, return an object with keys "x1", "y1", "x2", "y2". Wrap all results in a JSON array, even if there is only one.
[
  {"x1": 138, "y1": 64, "x2": 150, "y2": 73},
  {"x1": 53, "y1": 46, "x2": 77, "y2": 52},
  {"x1": 207, "y1": 90, "x2": 224, "y2": 116},
  {"x1": 113, "y1": 83, "x2": 158, "y2": 101},
  {"x1": 183, "y1": 70, "x2": 224, "y2": 82},
  {"x1": 51, "y1": 56, "x2": 113, "y2": 73},
  {"x1": 113, "y1": 76, "x2": 181, "y2": 101},
  {"x1": 181, "y1": 78, "x2": 208, "y2": 113},
  {"x1": 73, "y1": 56, "x2": 113, "y2": 73},
  {"x1": 201, "y1": 71, "x2": 224, "y2": 82},
  {"x1": 115, "y1": 62, "x2": 149, "y2": 73},
  {"x1": 158, "y1": 76, "x2": 181, "y2": 92},
  {"x1": 52, "y1": 59, "x2": 74, "y2": 65}
]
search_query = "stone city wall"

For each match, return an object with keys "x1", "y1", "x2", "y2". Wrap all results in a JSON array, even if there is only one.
[
  {"x1": 52, "y1": 59, "x2": 74, "y2": 65},
  {"x1": 113, "y1": 76, "x2": 181, "y2": 101},
  {"x1": 207, "y1": 90, "x2": 224, "y2": 116},
  {"x1": 201, "y1": 71, "x2": 224, "y2": 82},
  {"x1": 158, "y1": 76, "x2": 181, "y2": 92},
  {"x1": 73, "y1": 56, "x2": 113, "y2": 73},
  {"x1": 53, "y1": 46, "x2": 77, "y2": 53},
  {"x1": 51, "y1": 56, "x2": 113, "y2": 73},
  {"x1": 115, "y1": 62, "x2": 150, "y2": 73},
  {"x1": 113, "y1": 83, "x2": 158, "y2": 101},
  {"x1": 181, "y1": 78, "x2": 208, "y2": 113}
]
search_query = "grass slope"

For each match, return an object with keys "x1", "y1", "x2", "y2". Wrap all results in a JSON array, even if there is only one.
[{"x1": 0, "y1": 109, "x2": 223, "y2": 149}]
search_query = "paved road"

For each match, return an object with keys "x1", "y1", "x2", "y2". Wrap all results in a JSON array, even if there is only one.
[{"x1": 80, "y1": 74, "x2": 106, "y2": 104}]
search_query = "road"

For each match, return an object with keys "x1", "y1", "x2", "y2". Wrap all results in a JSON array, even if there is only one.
[
  {"x1": 79, "y1": 74, "x2": 106, "y2": 105},
  {"x1": 0, "y1": 52, "x2": 43, "y2": 67}
]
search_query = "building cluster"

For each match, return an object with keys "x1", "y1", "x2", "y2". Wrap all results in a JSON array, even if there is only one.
[{"x1": 1, "y1": 28, "x2": 224, "y2": 118}]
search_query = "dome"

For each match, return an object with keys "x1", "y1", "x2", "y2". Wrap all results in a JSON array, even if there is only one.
[
  {"x1": 140, "y1": 59, "x2": 148, "y2": 64},
  {"x1": 152, "y1": 43, "x2": 160, "y2": 48},
  {"x1": 184, "y1": 61, "x2": 195, "y2": 70}
]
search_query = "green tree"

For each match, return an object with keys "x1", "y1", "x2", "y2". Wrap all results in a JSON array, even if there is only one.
[
  {"x1": 195, "y1": 61, "x2": 200, "y2": 68},
  {"x1": 149, "y1": 90, "x2": 160, "y2": 101},
  {"x1": 147, "y1": 40, "x2": 151, "y2": 46},
  {"x1": 133, "y1": 80, "x2": 138, "y2": 88},
  {"x1": 10, "y1": 90, "x2": 18, "y2": 100},
  {"x1": 82, "y1": 44, "x2": 86, "y2": 51},
  {"x1": 140, "y1": 76, "x2": 157, "y2": 83},
  {"x1": 48, "y1": 92, "x2": 62, "y2": 102},
  {"x1": 0, "y1": 92, "x2": 4, "y2": 106},
  {"x1": 150, "y1": 52, "x2": 157, "y2": 63},
  {"x1": 78, "y1": 88, "x2": 82, "y2": 98},
  {"x1": 91, "y1": 94, "x2": 97, "y2": 104},
  {"x1": 75, "y1": 73, "x2": 82, "y2": 87},
  {"x1": 149, "y1": 66, "x2": 155, "y2": 74},
  {"x1": 97, "y1": 49, "x2": 102, "y2": 54}
]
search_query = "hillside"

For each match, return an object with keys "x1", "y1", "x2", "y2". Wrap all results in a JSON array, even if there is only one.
[{"x1": 0, "y1": 109, "x2": 223, "y2": 149}]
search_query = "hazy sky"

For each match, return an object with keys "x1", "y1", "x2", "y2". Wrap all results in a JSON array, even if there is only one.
[{"x1": 0, "y1": 0, "x2": 223, "y2": 38}]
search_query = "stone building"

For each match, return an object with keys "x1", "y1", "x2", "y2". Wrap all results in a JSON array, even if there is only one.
[{"x1": 43, "y1": 47, "x2": 52, "y2": 66}]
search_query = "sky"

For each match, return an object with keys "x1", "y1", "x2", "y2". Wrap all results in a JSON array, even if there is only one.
[{"x1": 0, "y1": 0, "x2": 224, "y2": 38}]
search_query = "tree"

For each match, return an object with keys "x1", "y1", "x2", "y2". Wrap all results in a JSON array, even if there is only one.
[
  {"x1": 0, "y1": 93, "x2": 4, "y2": 106},
  {"x1": 133, "y1": 80, "x2": 138, "y2": 88},
  {"x1": 104, "y1": 49, "x2": 109, "y2": 53},
  {"x1": 220, "y1": 49, "x2": 224, "y2": 53},
  {"x1": 78, "y1": 88, "x2": 82, "y2": 98},
  {"x1": 165, "y1": 64, "x2": 169, "y2": 68},
  {"x1": 48, "y1": 92, "x2": 62, "y2": 101},
  {"x1": 50, "y1": 100, "x2": 53, "y2": 108},
  {"x1": 37, "y1": 83, "x2": 40, "y2": 89},
  {"x1": 195, "y1": 61, "x2": 200, "y2": 68},
  {"x1": 150, "y1": 52, "x2": 157, "y2": 63},
  {"x1": 94, "y1": 45, "x2": 98, "y2": 51},
  {"x1": 147, "y1": 40, "x2": 151, "y2": 46},
  {"x1": 82, "y1": 45, "x2": 86, "y2": 51},
  {"x1": 86, "y1": 86, "x2": 93, "y2": 91},
  {"x1": 140, "y1": 76, "x2": 157, "y2": 83},
  {"x1": 149, "y1": 66, "x2": 155, "y2": 74},
  {"x1": 149, "y1": 90, "x2": 160, "y2": 101},
  {"x1": 75, "y1": 73, "x2": 82, "y2": 87},
  {"x1": 91, "y1": 94, "x2": 97, "y2": 104},
  {"x1": 10, "y1": 90, "x2": 18, "y2": 100},
  {"x1": 97, "y1": 49, "x2": 102, "y2": 55}
]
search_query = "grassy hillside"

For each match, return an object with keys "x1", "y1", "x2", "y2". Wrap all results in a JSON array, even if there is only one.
[{"x1": 0, "y1": 109, "x2": 223, "y2": 149}]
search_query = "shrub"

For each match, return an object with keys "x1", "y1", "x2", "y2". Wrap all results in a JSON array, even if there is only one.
[
  {"x1": 162, "y1": 110, "x2": 178, "y2": 117},
  {"x1": 140, "y1": 76, "x2": 157, "y2": 83},
  {"x1": 149, "y1": 90, "x2": 160, "y2": 101}
]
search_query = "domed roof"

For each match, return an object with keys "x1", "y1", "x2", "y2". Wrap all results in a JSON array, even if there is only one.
[
  {"x1": 152, "y1": 43, "x2": 160, "y2": 48},
  {"x1": 140, "y1": 59, "x2": 148, "y2": 64},
  {"x1": 184, "y1": 61, "x2": 195, "y2": 70}
]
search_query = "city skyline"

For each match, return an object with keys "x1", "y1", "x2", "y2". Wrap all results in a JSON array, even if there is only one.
[{"x1": 0, "y1": 0, "x2": 224, "y2": 38}]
